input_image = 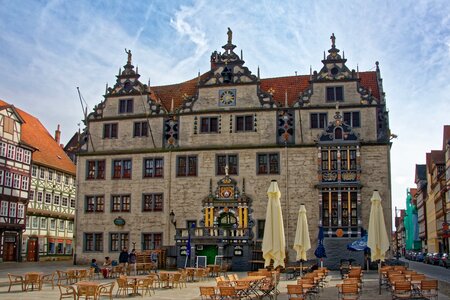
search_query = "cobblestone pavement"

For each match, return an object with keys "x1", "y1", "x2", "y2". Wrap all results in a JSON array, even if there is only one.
[{"x1": 0, "y1": 261, "x2": 448, "y2": 299}]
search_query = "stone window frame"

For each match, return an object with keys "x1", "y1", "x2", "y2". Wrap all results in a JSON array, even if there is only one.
[
  {"x1": 216, "y1": 154, "x2": 239, "y2": 175},
  {"x1": 85, "y1": 195, "x2": 105, "y2": 213},
  {"x1": 256, "y1": 152, "x2": 280, "y2": 175},
  {"x1": 310, "y1": 112, "x2": 328, "y2": 129},
  {"x1": 176, "y1": 155, "x2": 198, "y2": 177},
  {"x1": 111, "y1": 194, "x2": 131, "y2": 212},
  {"x1": 200, "y1": 116, "x2": 219, "y2": 133},
  {"x1": 326, "y1": 86, "x2": 344, "y2": 102},
  {"x1": 84, "y1": 232, "x2": 103, "y2": 252},
  {"x1": 133, "y1": 121, "x2": 148, "y2": 137},
  {"x1": 86, "y1": 160, "x2": 106, "y2": 180},
  {"x1": 118, "y1": 98, "x2": 134, "y2": 114},
  {"x1": 343, "y1": 111, "x2": 361, "y2": 128},
  {"x1": 235, "y1": 115, "x2": 254, "y2": 132},
  {"x1": 103, "y1": 123, "x2": 118, "y2": 139},
  {"x1": 142, "y1": 193, "x2": 163, "y2": 212},
  {"x1": 112, "y1": 159, "x2": 132, "y2": 179},
  {"x1": 142, "y1": 232, "x2": 163, "y2": 250},
  {"x1": 143, "y1": 157, "x2": 164, "y2": 178},
  {"x1": 109, "y1": 232, "x2": 129, "y2": 252}
]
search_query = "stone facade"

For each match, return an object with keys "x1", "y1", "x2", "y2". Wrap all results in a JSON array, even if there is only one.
[{"x1": 75, "y1": 32, "x2": 392, "y2": 270}]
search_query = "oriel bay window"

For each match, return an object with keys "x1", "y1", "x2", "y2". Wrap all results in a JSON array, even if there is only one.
[
  {"x1": 112, "y1": 159, "x2": 132, "y2": 179},
  {"x1": 176, "y1": 155, "x2": 197, "y2": 176},
  {"x1": 111, "y1": 195, "x2": 131, "y2": 212},
  {"x1": 321, "y1": 188, "x2": 358, "y2": 229},
  {"x1": 142, "y1": 233, "x2": 162, "y2": 250},
  {"x1": 217, "y1": 154, "x2": 238, "y2": 175},
  {"x1": 321, "y1": 146, "x2": 358, "y2": 182}
]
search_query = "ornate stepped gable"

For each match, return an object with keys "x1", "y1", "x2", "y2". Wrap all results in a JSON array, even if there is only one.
[{"x1": 89, "y1": 31, "x2": 382, "y2": 118}]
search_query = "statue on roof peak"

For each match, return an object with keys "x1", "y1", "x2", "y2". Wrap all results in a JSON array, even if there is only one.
[
  {"x1": 227, "y1": 27, "x2": 233, "y2": 44},
  {"x1": 125, "y1": 48, "x2": 132, "y2": 64},
  {"x1": 330, "y1": 33, "x2": 336, "y2": 48}
]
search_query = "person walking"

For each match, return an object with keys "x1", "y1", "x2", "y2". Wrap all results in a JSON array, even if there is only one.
[
  {"x1": 119, "y1": 247, "x2": 129, "y2": 274},
  {"x1": 129, "y1": 249, "x2": 137, "y2": 275}
]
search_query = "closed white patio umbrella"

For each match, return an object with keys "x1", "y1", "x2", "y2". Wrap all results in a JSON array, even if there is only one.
[
  {"x1": 293, "y1": 204, "x2": 311, "y2": 276},
  {"x1": 262, "y1": 180, "x2": 286, "y2": 269}
]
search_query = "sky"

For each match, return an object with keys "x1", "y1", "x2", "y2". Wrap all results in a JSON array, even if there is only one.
[{"x1": 0, "y1": 0, "x2": 449, "y2": 227}]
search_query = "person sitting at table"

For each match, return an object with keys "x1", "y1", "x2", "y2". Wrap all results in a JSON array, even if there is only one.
[
  {"x1": 91, "y1": 258, "x2": 101, "y2": 274},
  {"x1": 102, "y1": 256, "x2": 112, "y2": 278}
]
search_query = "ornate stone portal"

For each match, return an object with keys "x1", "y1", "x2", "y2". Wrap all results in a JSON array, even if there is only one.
[{"x1": 174, "y1": 172, "x2": 254, "y2": 270}]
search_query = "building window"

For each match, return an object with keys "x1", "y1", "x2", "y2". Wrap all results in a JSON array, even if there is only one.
[
  {"x1": 84, "y1": 233, "x2": 103, "y2": 252},
  {"x1": 257, "y1": 220, "x2": 265, "y2": 239},
  {"x1": 133, "y1": 121, "x2": 148, "y2": 137},
  {"x1": 3, "y1": 116, "x2": 14, "y2": 134},
  {"x1": 13, "y1": 174, "x2": 20, "y2": 189},
  {"x1": 143, "y1": 158, "x2": 164, "y2": 178},
  {"x1": 321, "y1": 149, "x2": 338, "y2": 171},
  {"x1": 257, "y1": 153, "x2": 280, "y2": 175},
  {"x1": 142, "y1": 194, "x2": 163, "y2": 212},
  {"x1": 236, "y1": 115, "x2": 254, "y2": 132},
  {"x1": 310, "y1": 113, "x2": 328, "y2": 129},
  {"x1": 48, "y1": 170, "x2": 53, "y2": 181},
  {"x1": 39, "y1": 168, "x2": 45, "y2": 179},
  {"x1": 0, "y1": 170, "x2": 3, "y2": 185},
  {"x1": 17, "y1": 203, "x2": 24, "y2": 218},
  {"x1": 1, "y1": 201, "x2": 8, "y2": 216},
  {"x1": 103, "y1": 123, "x2": 118, "y2": 139},
  {"x1": 53, "y1": 195, "x2": 60, "y2": 206},
  {"x1": 70, "y1": 199, "x2": 76, "y2": 208},
  {"x1": 65, "y1": 175, "x2": 70, "y2": 185},
  {"x1": 85, "y1": 196, "x2": 104, "y2": 213},
  {"x1": 110, "y1": 232, "x2": 129, "y2": 252},
  {"x1": 343, "y1": 112, "x2": 360, "y2": 128},
  {"x1": 326, "y1": 86, "x2": 344, "y2": 101},
  {"x1": 119, "y1": 99, "x2": 133, "y2": 113},
  {"x1": 45, "y1": 193, "x2": 52, "y2": 204},
  {"x1": 216, "y1": 154, "x2": 238, "y2": 175},
  {"x1": 176, "y1": 155, "x2": 197, "y2": 177},
  {"x1": 37, "y1": 192, "x2": 43, "y2": 202},
  {"x1": 23, "y1": 150, "x2": 31, "y2": 164},
  {"x1": 87, "y1": 160, "x2": 106, "y2": 180},
  {"x1": 9, "y1": 202, "x2": 16, "y2": 217},
  {"x1": 29, "y1": 190, "x2": 34, "y2": 201},
  {"x1": 59, "y1": 220, "x2": 65, "y2": 230},
  {"x1": 32, "y1": 166, "x2": 37, "y2": 177},
  {"x1": 40, "y1": 218, "x2": 47, "y2": 229},
  {"x1": 50, "y1": 219, "x2": 56, "y2": 230},
  {"x1": 0, "y1": 142, "x2": 6, "y2": 157},
  {"x1": 7, "y1": 144, "x2": 15, "y2": 159},
  {"x1": 112, "y1": 159, "x2": 132, "y2": 179},
  {"x1": 16, "y1": 148, "x2": 23, "y2": 162},
  {"x1": 200, "y1": 117, "x2": 218, "y2": 133},
  {"x1": 111, "y1": 195, "x2": 131, "y2": 212},
  {"x1": 62, "y1": 197, "x2": 68, "y2": 207},
  {"x1": 322, "y1": 189, "x2": 358, "y2": 228},
  {"x1": 5, "y1": 172, "x2": 12, "y2": 187},
  {"x1": 32, "y1": 217, "x2": 38, "y2": 228},
  {"x1": 68, "y1": 221, "x2": 73, "y2": 231},
  {"x1": 56, "y1": 172, "x2": 61, "y2": 182},
  {"x1": 142, "y1": 233, "x2": 162, "y2": 250},
  {"x1": 340, "y1": 147, "x2": 357, "y2": 171},
  {"x1": 21, "y1": 176, "x2": 29, "y2": 190}
]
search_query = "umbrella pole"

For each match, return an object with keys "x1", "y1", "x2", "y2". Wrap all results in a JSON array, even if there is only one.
[
  {"x1": 273, "y1": 271, "x2": 277, "y2": 300},
  {"x1": 378, "y1": 260, "x2": 381, "y2": 295},
  {"x1": 320, "y1": 258, "x2": 323, "y2": 268}
]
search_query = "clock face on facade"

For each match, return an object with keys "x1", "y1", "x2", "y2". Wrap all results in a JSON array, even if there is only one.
[{"x1": 219, "y1": 89, "x2": 236, "y2": 107}]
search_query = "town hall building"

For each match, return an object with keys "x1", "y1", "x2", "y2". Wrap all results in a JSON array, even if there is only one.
[{"x1": 75, "y1": 31, "x2": 392, "y2": 269}]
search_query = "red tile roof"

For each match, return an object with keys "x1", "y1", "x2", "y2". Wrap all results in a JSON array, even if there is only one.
[
  {"x1": 151, "y1": 71, "x2": 380, "y2": 109},
  {"x1": 0, "y1": 99, "x2": 76, "y2": 175}
]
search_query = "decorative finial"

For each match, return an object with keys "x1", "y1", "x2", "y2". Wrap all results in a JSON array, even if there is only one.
[
  {"x1": 285, "y1": 90, "x2": 288, "y2": 107},
  {"x1": 125, "y1": 48, "x2": 132, "y2": 64},
  {"x1": 323, "y1": 51, "x2": 326, "y2": 60},
  {"x1": 136, "y1": 65, "x2": 138, "y2": 74},
  {"x1": 330, "y1": 33, "x2": 336, "y2": 47},
  {"x1": 148, "y1": 78, "x2": 151, "y2": 87},
  {"x1": 197, "y1": 71, "x2": 200, "y2": 83},
  {"x1": 357, "y1": 64, "x2": 359, "y2": 78},
  {"x1": 310, "y1": 65, "x2": 312, "y2": 79},
  {"x1": 241, "y1": 49, "x2": 243, "y2": 60},
  {"x1": 343, "y1": 51, "x2": 345, "y2": 59},
  {"x1": 225, "y1": 164, "x2": 229, "y2": 176},
  {"x1": 105, "y1": 83, "x2": 108, "y2": 94},
  {"x1": 257, "y1": 66, "x2": 260, "y2": 79},
  {"x1": 227, "y1": 27, "x2": 233, "y2": 44},
  {"x1": 335, "y1": 101, "x2": 340, "y2": 111}
]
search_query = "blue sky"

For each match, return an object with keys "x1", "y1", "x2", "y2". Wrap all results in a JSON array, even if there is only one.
[{"x1": 0, "y1": 0, "x2": 449, "y2": 225}]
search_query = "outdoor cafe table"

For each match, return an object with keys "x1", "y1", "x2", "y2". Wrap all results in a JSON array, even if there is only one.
[
  {"x1": 158, "y1": 271, "x2": 180, "y2": 288},
  {"x1": 126, "y1": 275, "x2": 149, "y2": 296},
  {"x1": 234, "y1": 275, "x2": 266, "y2": 298},
  {"x1": 24, "y1": 272, "x2": 43, "y2": 291}
]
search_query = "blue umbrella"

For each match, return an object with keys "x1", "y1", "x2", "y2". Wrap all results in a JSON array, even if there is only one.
[{"x1": 314, "y1": 227, "x2": 327, "y2": 267}]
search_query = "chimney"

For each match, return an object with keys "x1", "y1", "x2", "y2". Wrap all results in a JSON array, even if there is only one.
[{"x1": 55, "y1": 124, "x2": 61, "y2": 145}]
